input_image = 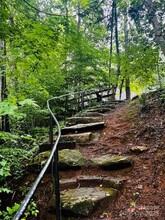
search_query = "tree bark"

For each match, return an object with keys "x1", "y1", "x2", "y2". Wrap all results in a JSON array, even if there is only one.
[
  {"x1": 0, "y1": 40, "x2": 10, "y2": 131},
  {"x1": 114, "y1": 2, "x2": 120, "y2": 78},
  {"x1": 124, "y1": 7, "x2": 130, "y2": 100},
  {"x1": 108, "y1": 1, "x2": 115, "y2": 99},
  {"x1": 145, "y1": 0, "x2": 165, "y2": 56}
]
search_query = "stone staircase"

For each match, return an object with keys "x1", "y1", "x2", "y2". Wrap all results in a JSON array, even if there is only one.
[{"x1": 29, "y1": 100, "x2": 133, "y2": 219}]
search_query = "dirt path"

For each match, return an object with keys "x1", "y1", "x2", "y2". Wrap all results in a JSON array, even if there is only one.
[{"x1": 73, "y1": 101, "x2": 165, "y2": 220}]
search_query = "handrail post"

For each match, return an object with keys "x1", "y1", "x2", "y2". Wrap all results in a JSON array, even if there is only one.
[
  {"x1": 53, "y1": 148, "x2": 61, "y2": 220},
  {"x1": 50, "y1": 115, "x2": 61, "y2": 220},
  {"x1": 64, "y1": 96, "x2": 68, "y2": 124},
  {"x1": 50, "y1": 115, "x2": 54, "y2": 145}
]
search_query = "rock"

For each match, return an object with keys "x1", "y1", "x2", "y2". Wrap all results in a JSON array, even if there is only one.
[
  {"x1": 28, "y1": 149, "x2": 86, "y2": 171},
  {"x1": 49, "y1": 187, "x2": 118, "y2": 217},
  {"x1": 77, "y1": 176, "x2": 125, "y2": 190},
  {"x1": 66, "y1": 117, "x2": 103, "y2": 126},
  {"x1": 61, "y1": 122, "x2": 105, "y2": 135},
  {"x1": 39, "y1": 140, "x2": 76, "y2": 152},
  {"x1": 86, "y1": 107, "x2": 112, "y2": 113},
  {"x1": 28, "y1": 151, "x2": 51, "y2": 171},
  {"x1": 59, "y1": 176, "x2": 125, "y2": 191},
  {"x1": 61, "y1": 132, "x2": 92, "y2": 143},
  {"x1": 77, "y1": 112, "x2": 104, "y2": 117},
  {"x1": 91, "y1": 155, "x2": 133, "y2": 169},
  {"x1": 130, "y1": 146, "x2": 148, "y2": 154},
  {"x1": 59, "y1": 149, "x2": 86, "y2": 169},
  {"x1": 39, "y1": 135, "x2": 77, "y2": 152}
]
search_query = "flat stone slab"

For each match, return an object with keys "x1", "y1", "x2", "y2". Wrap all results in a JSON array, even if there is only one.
[
  {"x1": 86, "y1": 107, "x2": 113, "y2": 113},
  {"x1": 39, "y1": 140, "x2": 76, "y2": 152},
  {"x1": 91, "y1": 155, "x2": 133, "y2": 169},
  {"x1": 59, "y1": 149, "x2": 87, "y2": 169},
  {"x1": 61, "y1": 132, "x2": 92, "y2": 143},
  {"x1": 61, "y1": 122, "x2": 105, "y2": 135},
  {"x1": 77, "y1": 112, "x2": 104, "y2": 117},
  {"x1": 49, "y1": 187, "x2": 118, "y2": 217},
  {"x1": 60, "y1": 176, "x2": 125, "y2": 191},
  {"x1": 66, "y1": 116, "x2": 103, "y2": 126},
  {"x1": 28, "y1": 149, "x2": 86, "y2": 171}
]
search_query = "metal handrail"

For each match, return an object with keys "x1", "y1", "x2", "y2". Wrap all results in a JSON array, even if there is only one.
[
  {"x1": 12, "y1": 87, "x2": 113, "y2": 220},
  {"x1": 12, "y1": 97, "x2": 61, "y2": 220}
]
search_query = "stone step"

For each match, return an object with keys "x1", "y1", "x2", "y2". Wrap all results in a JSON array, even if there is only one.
[
  {"x1": 76, "y1": 111, "x2": 104, "y2": 117},
  {"x1": 101, "y1": 100, "x2": 124, "y2": 105},
  {"x1": 86, "y1": 107, "x2": 114, "y2": 113},
  {"x1": 39, "y1": 140, "x2": 76, "y2": 152},
  {"x1": 90, "y1": 154, "x2": 133, "y2": 170},
  {"x1": 60, "y1": 176, "x2": 125, "y2": 191},
  {"x1": 85, "y1": 101, "x2": 125, "y2": 114},
  {"x1": 61, "y1": 132, "x2": 93, "y2": 143},
  {"x1": 48, "y1": 187, "x2": 118, "y2": 217},
  {"x1": 28, "y1": 150, "x2": 133, "y2": 172},
  {"x1": 61, "y1": 122, "x2": 105, "y2": 135},
  {"x1": 66, "y1": 116, "x2": 103, "y2": 126},
  {"x1": 28, "y1": 149, "x2": 87, "y2": 172}
]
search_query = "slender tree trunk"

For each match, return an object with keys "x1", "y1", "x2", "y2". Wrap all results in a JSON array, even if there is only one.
[
  {"x1": 108, "y1": 1, "x2": 114, "y2": 87},
  {"x1": 119, "y1": 78, "x2": 124, "y2": 100},
  {"x1": 124, "y1": 7, "x2": 130, "y2": 100},
  {"x1": 0, "y1": 40, "x2": 10, "y2": 131},
  {"x1": 111, "y1": 1, "x2": 120, "y2": 100},
  {"x1": 76, "y1": 1, "x2": 83, "y2": 90},
  {"x1": 114, "y1": 2, "x2": 120, "y2": 78},
  {"x1": 108, "y1": 1, "x2": 115, "y2": 99}
]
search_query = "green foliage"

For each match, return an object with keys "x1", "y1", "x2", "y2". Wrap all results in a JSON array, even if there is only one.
[
  {"x1": 0, "y1": 157, "x2": 12, "y2": 211},
  {"x1": 0, "y1": 134, "x2": 38, "y2": 179},
  {"x1": 0, "y1": 201, "x2": 39, "y2": 220},
  {"x1": 0, "y1": 158, "x2": 11, "y2": 181},
  {"x1": 0, "y1": 101, "x2": 18, "y2": 116},
  {"x1": 23, "y1": 201, "x2": 39, "y2": 218},
  {"x1": 0, "y1": 203, "x2": 20, "y2": 220}
]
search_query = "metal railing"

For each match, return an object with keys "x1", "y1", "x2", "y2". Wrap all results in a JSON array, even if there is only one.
[
  {"x1": 12, "y1": 87, "x2": 113, "y2": 220},
  {"x1": 12, "y1": 97, "x2": 62, "y2": 220}
]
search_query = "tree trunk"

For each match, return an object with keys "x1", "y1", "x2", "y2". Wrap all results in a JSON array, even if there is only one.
[
  {"x1": 114, "y1": 2, "x2": 120, "y2": 78},
  {"x1": 145, "y1": 0, "x2": 165, "y2": 56},
  {"x1": 0, "y1": 40, "x2": 10, "y2": 132},
  {"x1": 124, "y1": 7, "x2": 130, "y2": 100},
  {"x1": 108, "y1": 1, "x2": 115, "y2": 99},
  {"x1": 125, "y1": 78, "x2": 130, "y2": 100}
]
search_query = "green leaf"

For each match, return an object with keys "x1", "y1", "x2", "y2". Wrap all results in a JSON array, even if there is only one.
[
  {"x1": 18, "y1": 99, "x2": 39, "y2": 107},
  {"x1": 130, "y1": 201, "x2": 136, "y2": 207},
  {"x1": 0, "y1": 187, "x2": 12, "y2": 194},
  {"x1": 0, "y1": 101, "x2": 18, "y2": 116}
]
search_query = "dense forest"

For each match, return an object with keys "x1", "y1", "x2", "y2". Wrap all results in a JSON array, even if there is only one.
[{"x1": 0, "y1": 0, "x2": 165, "y2": 219}]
